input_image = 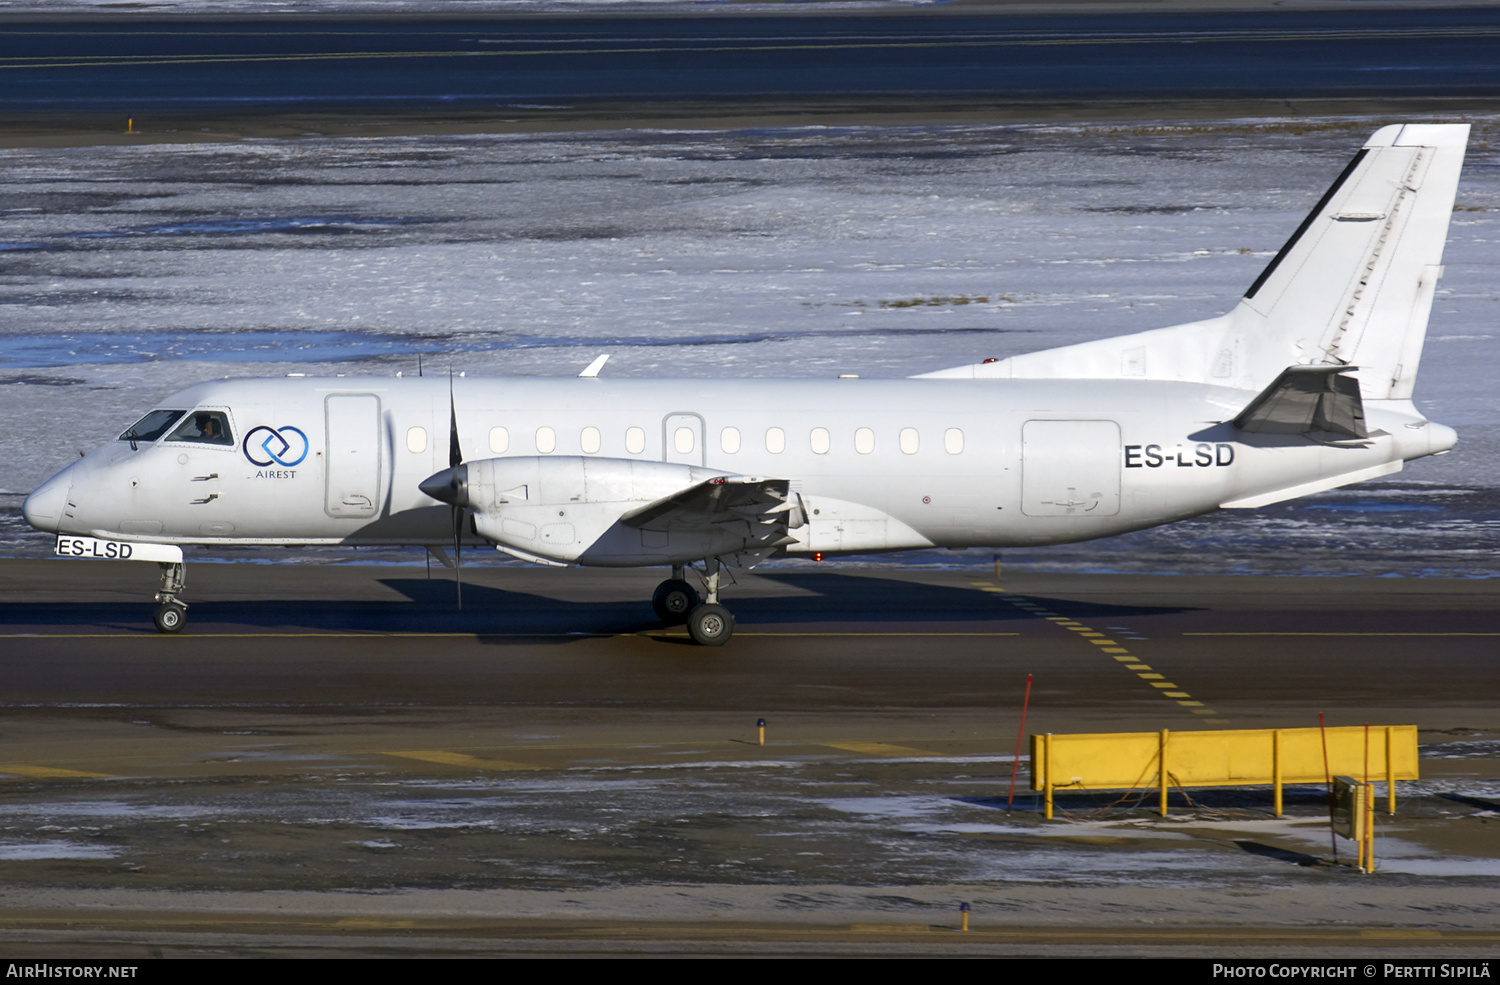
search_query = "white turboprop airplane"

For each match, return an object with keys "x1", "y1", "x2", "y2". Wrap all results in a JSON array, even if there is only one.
[{"x1": 23, "y1": 124, "x2": 1467, "y2": 644}]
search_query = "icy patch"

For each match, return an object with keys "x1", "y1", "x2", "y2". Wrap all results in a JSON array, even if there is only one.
[
  {"x1": 1375, "y1": 858, "x2": 1500, "y2": 876},
  {"x1": 1422, "y1": 741, "x2": 1500, "y2": 760},
  {"x1": 0, "y1": 840, "x2": 120, "y2": 861},
  {"x1": 818, "y1": 796, "x2": 955, "y2": 818}
]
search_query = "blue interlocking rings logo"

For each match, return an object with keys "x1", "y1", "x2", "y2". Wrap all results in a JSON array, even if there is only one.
[{"x1": 243, "y1": 425, "x2": 309, "y2": 467}]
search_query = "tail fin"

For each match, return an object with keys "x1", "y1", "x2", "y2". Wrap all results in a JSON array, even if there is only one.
[
  {"x1": 915, "y1": 123, "x2": 1469, "y2": 397},
  {"x1": 1236, "y1": 123, "x2": 1468, "y2": 398}
]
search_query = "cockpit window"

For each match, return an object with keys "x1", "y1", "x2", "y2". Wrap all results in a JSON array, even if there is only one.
[
  {"x1": 119, "y1": 410, "x2": 187, "y2": 444},
  {"x1": 165, "y1": 410, "x2": 234, "y2": 446}
]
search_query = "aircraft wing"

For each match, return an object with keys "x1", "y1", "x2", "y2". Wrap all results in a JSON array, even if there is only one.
[{"x1": 621, "y1": 475, "x2": 804, "y2": 545}]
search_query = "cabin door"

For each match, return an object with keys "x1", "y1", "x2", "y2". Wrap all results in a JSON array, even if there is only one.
[{"x1": 325, "y1": 393, "x2": 383, "y2": 519}]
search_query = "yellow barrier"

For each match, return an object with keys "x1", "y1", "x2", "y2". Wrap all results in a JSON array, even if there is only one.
[{"x1": 1031, "y1": 725, "x2": 1418, "y2": 819}]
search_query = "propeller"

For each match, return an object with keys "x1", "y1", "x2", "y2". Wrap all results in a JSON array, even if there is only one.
[
  {"x1": 448, "y1": 372, "x2": 465, "y2": 611},
  {"x1": 417, "y1": 373, "x2": 469, "y2": 611}
]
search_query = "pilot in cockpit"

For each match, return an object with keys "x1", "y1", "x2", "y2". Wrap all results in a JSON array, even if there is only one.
[{"x1": 168, "y1": 411, "x2": 235, "y2": 447}]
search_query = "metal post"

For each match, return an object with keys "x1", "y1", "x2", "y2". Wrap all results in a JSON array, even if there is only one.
[
  {"x1": 1385, "y1": 726, "x2": 1396, "y2": 815},
  {"x1": 1273, "y1": 729, "x2": 1283, "y2": 817},
  {"x1": 1043, "y1": 734, "x2": 1054, "y2": 820},
  {"x1": 1159, "y1": 729, "x2": 1170, "y2": 818}
]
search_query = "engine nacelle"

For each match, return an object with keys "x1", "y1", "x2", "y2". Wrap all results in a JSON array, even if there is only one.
[{"x1": 453, "y1": 456, "x2": 751, "y2": 565}]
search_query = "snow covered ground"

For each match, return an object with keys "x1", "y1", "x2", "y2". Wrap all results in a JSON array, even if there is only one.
[{"x1": 2, "y1": 116, "x2": 1496, "y2": 574}]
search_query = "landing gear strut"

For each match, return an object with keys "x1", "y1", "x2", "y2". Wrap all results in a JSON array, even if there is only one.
[{"x1": 153, "y1": 561, "x2": 187, "y2": 634}]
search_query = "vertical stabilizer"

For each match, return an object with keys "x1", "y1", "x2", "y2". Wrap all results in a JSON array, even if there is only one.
[
  {"x1": 915, "y1": 124, "x2": 1469, "y2": 395},
  {"x1": 1235, "y1": 123, "x2": 1468, "y2": 398}
]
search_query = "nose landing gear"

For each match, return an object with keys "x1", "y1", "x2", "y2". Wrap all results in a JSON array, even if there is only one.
[{"x1": 153, "y1": 561, "x2": 187, "y2": 634}]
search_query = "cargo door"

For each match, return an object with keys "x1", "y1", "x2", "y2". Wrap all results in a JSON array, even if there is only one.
[{"x1": 1022, "y1": 420, "x2": 1121, "y2": 517}]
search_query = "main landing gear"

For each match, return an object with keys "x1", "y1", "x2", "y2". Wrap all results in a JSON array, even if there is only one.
[
  {"x1": 652, "y1": 560, "x2": 735, "y2": 646},
  {"x1": 153, "y1": 561, "x2": 187, "y2": 634}
]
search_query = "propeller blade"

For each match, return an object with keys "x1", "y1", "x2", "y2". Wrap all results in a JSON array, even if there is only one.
[
  {"x1": 449, "y1": 372, "x2": 464, "y2": 469},
  {"x1": 448, "y1": 371, "x2": 464, "y2": 611},
  {"x1": 452, "y1": 504, "x2": 463, "y2": 612}
]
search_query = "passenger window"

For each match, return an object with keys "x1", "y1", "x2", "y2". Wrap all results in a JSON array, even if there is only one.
[
  {"x1": 489, "y1": 427, "x2": 509, "y2": 454},
  {"x1": 900, "y1": 427, "x2": 919, "y2": 455},
  {"x1": 810, "y1": 427, "x2": 830, "y2": 454},
  {"x1": 626, "y1": 426, "x2": 646, "y2": 455},
  {"x1": 855, "y1": 427, "x2": 875, "y2": 454},
  {"x1": 119, "y1": 409, "x2": 186, "y2": 444},
  {"x1": 407, "y1": 426, "x2": 427, "y2": 454},
  {"x1": 674, "y1": 427, "x2": 694, "y2": 454},
  {"x1": 166, "y1": 410, "x2": 234, "y2": 447},
  {"x1": 581, "y1": 426, "x2": 601, "y2": 454},
  {"x1": 721, "y1": 427, "x2": 741, "y2": 454},
  {"x1": 765, "y1": 427, "x2": 785, "y2": 454},
  {"x1": 944, "y1": 428, "x2": 964, "y2": 454},
  {"x1": 536, "y1": 426, "x2": 556, "y2": 454}
]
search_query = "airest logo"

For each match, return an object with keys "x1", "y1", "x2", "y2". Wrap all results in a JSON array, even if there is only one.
[{"x1": 243, "y1": 425, "x2": 309, "y2": 467}]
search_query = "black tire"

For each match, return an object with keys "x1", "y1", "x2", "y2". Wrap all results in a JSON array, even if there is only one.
[
  {"x1": 686, "y1": 602, "x2": 734, "y2": 646},
  {"x1": 153, "y1": 603, "x2": 186, "y2": 634},
  {"x1": 652, "y1": 579, "x2": 700, "y2": 624}
]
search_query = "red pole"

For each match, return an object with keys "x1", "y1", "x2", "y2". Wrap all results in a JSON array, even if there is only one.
[{"x1": 1008, "y1": 673, "x2": 1033, "y2": 808}]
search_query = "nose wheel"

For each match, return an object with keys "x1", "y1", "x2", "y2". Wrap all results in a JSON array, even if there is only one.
[
  {"x1": 153, "y1": 561, "x2": 188, "y2": 634},
  {"x1": 153, "y1": 601, "x2": 186, "y2": 634}
]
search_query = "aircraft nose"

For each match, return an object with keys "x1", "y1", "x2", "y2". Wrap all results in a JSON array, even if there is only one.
[
  {"x1": 22, "y1": 472, "x2": 71, "y2": 534},
  {"x1": 419, "y1": 464, "x2": 467, "y2": 506}
]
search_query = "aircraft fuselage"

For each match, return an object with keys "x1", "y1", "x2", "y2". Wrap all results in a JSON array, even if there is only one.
[{"x1": 26, "y1": 374, "x2": 1450, "y2": 562}]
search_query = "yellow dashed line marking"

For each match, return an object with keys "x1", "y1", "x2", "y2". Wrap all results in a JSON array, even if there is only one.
[
  {"x1": 0, "y1": 764, "x2": 112, "y2": 778},
  {"x1": 384, "y1": 750, "x2": 542, "y2": 771},
  {"x1": 825, "y1": 742, "x2": 943, "y2": 758},
  {"x1": 993, "y1": 595, "x2": 1226, "y2": 722}
]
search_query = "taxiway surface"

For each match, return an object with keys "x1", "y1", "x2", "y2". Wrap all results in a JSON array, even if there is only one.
[{"x1": 0, "y1": 559, "x2": 1495, "y2": 956}]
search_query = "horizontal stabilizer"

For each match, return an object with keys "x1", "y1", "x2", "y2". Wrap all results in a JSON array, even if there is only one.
[{"x1": 1232, "y1": 366, "x2": 1367, "y2": 439}]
